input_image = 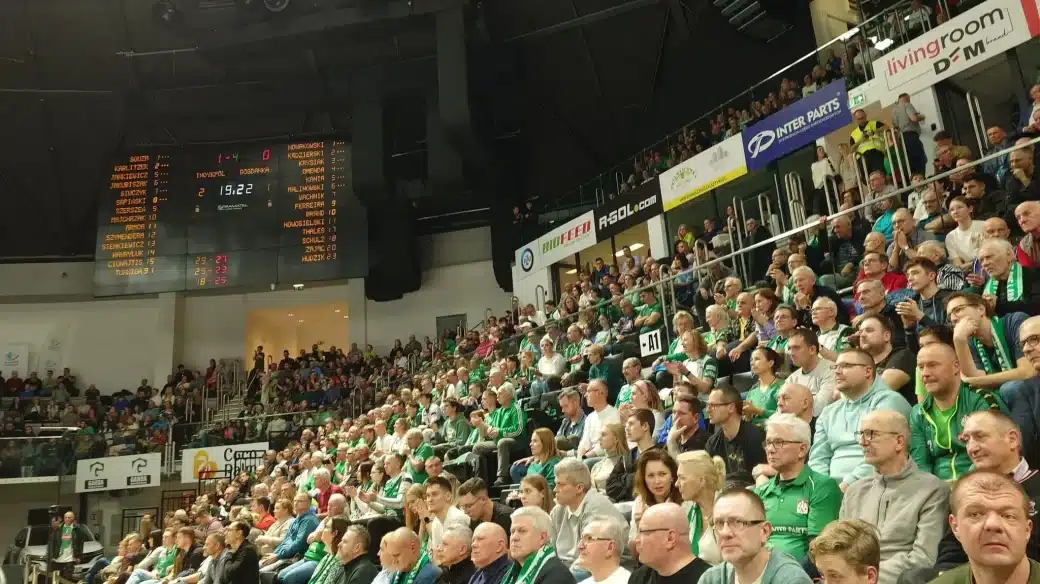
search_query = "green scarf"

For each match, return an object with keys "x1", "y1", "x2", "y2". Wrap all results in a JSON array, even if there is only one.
[
  {"x1": 394, "y1": 550, "x2": 431, "y2": 584},
  {"x1": 985, "y1": 262, "x2": 1023, "y2": 302},
  {"x1": 767, "y1": 335, "x2": 789, "y2": 352},
  {"x1": 688, "y1": 504, "x2": 703, "y2": 557},
  {"x1": 501, "y1": 545, "x2": 556, "y2": 584},
  {"x1": 970, "y1": 317, "x2": 1014, "y2": 374},
  {"x1": 383, "y1": 473, "x2": 404, "y2": 498}
]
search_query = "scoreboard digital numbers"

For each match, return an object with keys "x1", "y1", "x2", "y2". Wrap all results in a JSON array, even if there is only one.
[{"x1": 94, "y1": 140, "x2": 367, "y2": 297}]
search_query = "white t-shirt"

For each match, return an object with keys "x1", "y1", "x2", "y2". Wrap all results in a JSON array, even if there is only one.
[
  {"x1": 945, "y1": 221, "x2": 985, "y2": 265},
  {"x1": 578, "y1": 405, "x2": 621, "y2": 457},
  {"x1": 784, "y1": 358, "x2": 838, "y2": 417},
  {"x1": 538, "y1": 353, "x2": 567, "y2": 377},
  {"x1": 578, "y1": 566, "x2": 632, "y2": 584}
]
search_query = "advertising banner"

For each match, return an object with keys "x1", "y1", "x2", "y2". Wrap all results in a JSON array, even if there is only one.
[
  {"x1": 76, "y1": 452, "x2": 162, "y2": 493},
  {"x1": 871, "y1": 0, "x2": 1040, "y2": 105},
  {"x1": 537, "y1": 210, "x2": 597, "y2": 267},
  {"x1": 514, "y1": 238, "x2": 542, "y2": 282},
  {"x1": 594, "y1": 186, "x2": 663, "y2": 242},
  {"x1": 744, "y1": 81, "x2": 850, "y2": 171},
  {"x1": 0, "y1": 343, "x2": 30, "y2": 373},
  {"x1": 659, "y1": 135, "x2": 747, "y2": 212},
  {"x1": 180, "y1": 442, "x2": 269, "y2": 484}
]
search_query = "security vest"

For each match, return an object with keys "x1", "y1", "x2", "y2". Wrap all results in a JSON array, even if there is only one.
[{"x1": 850, "y1": 120, "x2": 884, "y2": 156}]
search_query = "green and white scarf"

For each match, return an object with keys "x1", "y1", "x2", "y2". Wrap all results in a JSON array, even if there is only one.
[
  {"x1": 985, "y1": 262, "x2": 1024, "y2": 302},
  {"x1": 971, "y1": 317, "x2": 1014, "y2": 374},
  {"x1": 688, "y1": 504, "x2": 703, "y2": 557},
  {"x1": 501, "y1": 545, "x2": 556, "y2": 584},
  {"x1": 382, "y1": 473, "x2": 405, "y2": 516},
  {"x1": 767, "y1": 335, "x2": 789, "y2": 352},
  {"x1": 394, "y1": 549, "x2": 431, "y2": 584}
]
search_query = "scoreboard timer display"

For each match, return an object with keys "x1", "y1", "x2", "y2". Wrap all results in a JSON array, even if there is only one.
[{"x1": 94, "y1": 140, "x2": 367, "y2": 297}]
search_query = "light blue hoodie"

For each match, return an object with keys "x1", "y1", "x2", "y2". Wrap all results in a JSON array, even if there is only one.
[{"x1": 808, "y1": 376, "x2": 912, "y2": 487}]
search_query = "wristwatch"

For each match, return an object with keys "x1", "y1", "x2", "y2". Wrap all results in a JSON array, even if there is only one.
[{"x1": 422, "y1": 517, "x2": 432, "y2": 524}]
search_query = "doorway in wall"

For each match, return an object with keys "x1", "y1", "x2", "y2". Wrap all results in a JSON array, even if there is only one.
[
  {"x1": 245, "y1": 302, "x2": 350, "y2": 365},
  {"x1": 436, "y1": 314, "x2": 467, "y2": 344}
]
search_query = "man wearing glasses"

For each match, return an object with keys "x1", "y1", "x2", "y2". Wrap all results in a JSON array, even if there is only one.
[
  {"x1": 812, "y1": 297, "x2": 854, "y2": 363},
  {"x1": 1012, "y1": 316, "x2": 1040, "y2": 469},
  {"x1": 839, "y1": 410, "x2": 948, "y2": 584},
  {"x1": 808, "y1": 348, "x2": 911, "y2": 492},
  {"x1": 753, "y1": 414, "x2": 841, "y2": 561},
  {"x1": 574, "y1": 517, "x2": 629, "y2": 584},
  {"x1": 629, "y1": 503, "x2": 711, "y2": 584},
  {"x1": 704, "y1": 387, "x2": 767, "y2": 486},
  {"x1": 699, "y1": 489, "x2": 813, "y2": 584},
  {"x1": 911, "y1": 342, "x2": 1005, "y2": 480}
]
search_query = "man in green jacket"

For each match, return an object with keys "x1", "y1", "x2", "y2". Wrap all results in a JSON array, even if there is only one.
[
  {"x1": 912, "y1": 343, "x2": 1006, "y2": 480},
  {"x1": 472, "y1": 384, "x2": 528, "y2": 487}
]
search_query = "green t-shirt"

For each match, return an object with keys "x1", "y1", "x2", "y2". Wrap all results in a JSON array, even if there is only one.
[
  {"x1": 932, "y1": 402, "x2": 958, "y2": 452},
  {"x1": 754, "y1": 465, "x2": 843, "y2": 560},
  {"x1": 747, "y1": 378, "x2": 782, "y2": 427},
  {"x1": 409, "y1": 442, "x2": 435, "y2": 484},
  {"x1": 60, "y1": 526, "x2": 74, "y2": 554},
  {"x1": 155, "y1": 547, "x2": 176, "y2": 577},
  {"x1": 527, "y1": 456, "x2": 561, "y2": 488},
  {"x1": 637, "y1": 302, "x2": 663, "y2": 333},
  {"x1": 616, "y1": 384, "x2": 634, "y2": 407}
]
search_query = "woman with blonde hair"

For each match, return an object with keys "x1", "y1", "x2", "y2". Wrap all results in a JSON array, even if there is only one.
[
  {"x1": 403, "y1": 483, "x2": 427, "y2": 535},
  {"x1": 517, "y1": 474, "x2": 554, "y2": 514},
  {"x1": 676, "y1": 450, "x2": 726, "y2": 564},
  {"x1": 619, "y1": 380, "x2": 665, "y2": 439},
  {"x1": 508, "y1": 427, "x2": 562, "y2": 487},
  {"x1": 590, "y1": 422, "x2": 628, "y2": 492}
]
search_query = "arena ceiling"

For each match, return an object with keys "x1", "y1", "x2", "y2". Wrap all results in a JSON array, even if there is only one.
[{"x1": 0, "y1": 0, "x2": 813, "y2": 258}]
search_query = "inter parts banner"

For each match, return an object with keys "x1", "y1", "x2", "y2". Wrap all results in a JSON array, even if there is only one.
[
  {"x1": 744, "y1": 81, "x2": 850, "y2": 171},
  {"x1": 871, "y1": 0, "x2": 1040, "y2": 105},
  {"x1": 594, "y1": 186, "x2": 663, "y2": 241}
]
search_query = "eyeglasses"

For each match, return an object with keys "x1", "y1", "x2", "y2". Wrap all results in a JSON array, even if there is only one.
[
  {"x1": 834, "y1": 362, "x2": 873, "y2": 371},
  {"x1": 854, "y1": 430, "x2": 899, "y2": 442},
  {"x1": 1021, "y1": 335, "x2": 1040, "y2": 351},
  {"x1": 579, "y1": 535, "x2": 613, "y2": 545},
  {"x1": 764, "y1": 439, "x2": 804, "y2": 450},
  {"x1": 706, "y1": 402, "x2": 734, "y2": 410},
  {"x1": 711, "y1": 518, "x2": 766, "y2": 531}
]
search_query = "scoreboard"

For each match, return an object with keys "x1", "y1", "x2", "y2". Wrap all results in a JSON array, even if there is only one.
[{"x1": 94, "y1": 140, "x2": 368, "y2": 297}]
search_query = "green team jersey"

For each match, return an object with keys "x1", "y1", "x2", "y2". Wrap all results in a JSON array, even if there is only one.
[{"x1": 754, "y1": 465, "x2": 843, "y2": 559}]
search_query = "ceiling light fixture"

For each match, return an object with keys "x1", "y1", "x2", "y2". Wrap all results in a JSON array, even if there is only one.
[
  {"x1": 565, "y1": 269, "x2": 577, "y2": 274},
  {"x1": 288, "y1": 313, "x2": 294, "y2": 317},
  {"x1": 298, "y1": 319, "x2": 304, "y2": 323},
  {"x1": 334, "y1": 309, "x2": 341, "y2": 313},
  {"x1": 629, "y1": 243, "x2": 645, "y2": 251}
]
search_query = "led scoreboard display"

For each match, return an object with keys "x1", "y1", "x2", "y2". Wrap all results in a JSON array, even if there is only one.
[{"x1": 94, "y1": 140, "x2": 367, "y2": 297}]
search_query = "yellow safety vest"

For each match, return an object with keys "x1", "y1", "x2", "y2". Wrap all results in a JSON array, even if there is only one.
[{"x1": 850, "y1": 120, "x2": 884, "y2": 156}]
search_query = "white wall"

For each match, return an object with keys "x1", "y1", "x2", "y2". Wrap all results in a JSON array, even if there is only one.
[{"x1": 0, "y1": 227, "x2": 507, "y2": 390}]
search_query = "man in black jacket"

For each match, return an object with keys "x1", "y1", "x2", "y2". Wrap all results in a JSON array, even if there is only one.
[
  {"x1": 47, "y1": 510, "x2": 84, "y2": 574},
  {"x1": 606, "y1": 408, "x2": 660, "y2": 502},
  {"x1": 223, "y1": 522, "x2": 259, "y2": 584},
  {"x1": 506, "y1": 507, "x2": 576, "y2": 584},
  {"x1": 432, "y1": 525, "x2": 475, "y2": 584},
  {"x1": 174, "y1": 527, "x2": 207, "y2": 578},
  {"x1": 339, "y1": 525, "x2": 379, "y2": 584}
]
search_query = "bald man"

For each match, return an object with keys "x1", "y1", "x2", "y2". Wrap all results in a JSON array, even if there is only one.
[
  {"x1": 840, "y1": 410, "x2": 948, "y2": 584},
  {"x1": 629, "y1": 503, "x2": 711, "y2": 584},
  {"x1": 470, "y1": 523, "x2": 511, "y2": 584},
  {"x1": 378, "y1": 528, "x2": 437, "y2": 584},
  {"x1": 911, "y1": 342, "x2": 1004, "y2": 480},
  {"x1": 1016, "y1": 201, "x2": 1040, "y2": 268},
  {"x1": 777, "y1": 384, "x2": 813, "y2": 427},
  {"x1": 888, "y1": 208, "x2": 934, "y2": 270}
]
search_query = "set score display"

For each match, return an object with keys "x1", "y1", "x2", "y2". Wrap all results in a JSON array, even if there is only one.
[{"x1": 94, "y1": 140, "x2": 367, "y2": 297}]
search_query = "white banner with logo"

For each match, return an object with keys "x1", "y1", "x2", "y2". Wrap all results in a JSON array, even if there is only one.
[
  {"x1": 659, "y1": 135, "x2": 748, "y2": 211},
  {"x1": 180, "y1": 442, "x2": 269, "y2": 484},
  {"x1": 76, "y1": 452, "x2": 162, "y2": 493},
  {"x1": 514, "y1": 238, "x2": 542, "y2": 282},
  {"x1": 0, "y1": 343, "x2": 30, "y2": 373},
  {"x1": 515, "y1": 211, "x2": 598, "y2": 281},
  {"x1": 871, "y1": 0, "x2": 1040, "y2": 105}
]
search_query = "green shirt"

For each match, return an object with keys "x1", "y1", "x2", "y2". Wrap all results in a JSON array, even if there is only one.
[
  {"x1": 616, "y1": 384, "x2": 634, "y2": 407},
  {"x1": 409, "y1": 442, "x2": 435, "y2": 484},
  {"x1": 747, "y1": 378, "x2": 782, "y2": 427},
  {"x1": 637, "y1": 302, "x2": 663, "y2": 333},
  {"x1": 754, "y1": 465, "x2": 843, "y2": 559},
  {"x1": 526, "y1": 456, "x2": 561, "y2": 488},
  {"x1": 491, "y1": 402, "x2": 526, "y2": 440},
  {"x1": 60, "y1": 526, "x2": 74, "y2": 553}
]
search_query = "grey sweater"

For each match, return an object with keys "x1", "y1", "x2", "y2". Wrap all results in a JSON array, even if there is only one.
[
  {"x1": 549, "y1": 490, "x2": 625, "y2": 568},
  {"x1": 697, "y1": 549, "x2": 812, "y2": 584},
  {"x1": 840, "y1": 459, "x2": 949, "y2": 584}
]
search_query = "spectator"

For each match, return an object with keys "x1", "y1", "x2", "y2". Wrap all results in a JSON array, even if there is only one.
[
  {"x1": 507, "y1": 507, "x2": 575, "y2": 584},
  {"x1": 699, "y1": 489, "x2": 813, "y2": 584},
  {"x1": 1015, "y1": 201, "x2": 1040, "y2": 267},
  {"x1": 549, "y1": 459, "x2": 625, "y2": 574},
  {"x1": 808, "y1": 520, "x2": 882, "y2": 584},
  {"x1": 888, "y1": 209, "x2": 934, "y2": 272},
  {"x1": 820, "y1": 215, "x2": 865, "y2": 291},
  {"x1": 755, "y1": 414, "x2": 842, "y2": 561},
  {"x1": 705, "y1": 387, "x2": 767, "y2": 485},
  {"x1": 432, "y1": 525, "x2": 474, "y2": 584},
  {"x1": 980, "y1": 238, "x2": 1040, "y2": 318},
  {"x1": 576, "y1": 380, "x2": 620, "y2": 465},
  {"x1": 575, "y1": 516, "x2": 629, "y2": 584},
  {"x1": 277, "y1": 496, "x2": 347, "y2": 584},
  {"x1": 808, "y1": 348, "x2": 913, "y2": 490},
  {"x1": 619, "y1": 380, "x2": 665, "y2": 440},
  {"x1": 928, "y1": 472, "x2": 1037, "y2": 584},
  {"x1": 629, "y1": 503, "x2": 712, "y2": 584},
  {"x1": 457, "y1": 478, "x2": 513, "y2": 534},
  {"x1": 432, "y1": 399, "x2": 470, "y2": 457},
  {"x1": 858, "y1": 315, "x2": 916, "y2": 403},
  {"x1": 312, "y1": 468, "x2": 344, "y2": 516},
  {"x1": 912, "y1": 342, "x2": 1005, "y2": 480},
  {"x1": 947, "y1": 291, "x2": 1031, "y2": 409},
  {"x1": 945, "y1": 197, "x2": 985, "y2": 269},
  {"x1": 662, "y1": 392, "x2": 709, "y2": 456},
  {"x1": 628, "y1": 449, "x2": 683, "y2": 544},
  {"x1": 508, "y1": 428, "x2": 561, "y2": 487},
  {"x1": 783, "y1": 328, "x2": 837, "y2": 417},
  {"x1": 48, "y1": 511, "x2": 84, "y2": 573},
  {"x1": 743, "y1": 348, "x2": 783, "y2": 427},
  {"x1": 896, "y1": 258, "x2": 952, "y2": 339},
  {"x1": 916, "y1": 240, "x2": 968, "y2": 292},
  {"x1": 605, "y1": 408, "x2": 658, "y2": 502},
  {"x1": 472, "y1": 384, "x2": 527, "y2": 487},
  {"x1": 891, "y1": 93, "x2": 927, "y2": 175},
  {"x1": 470, "y1": 522, "x2": 511, "y2": 584},
  {"x1": 416, "y1": 476, "x2": 469, "y2": 551},
  {"x1": 378, "y1": 528, "x2": 437, "y2": 584},
  {"x1": 222, "y1": 521, "x2": 259, "y2": 584},
  {"x1": 555, "y1": 390, "x2": 586, "y2": 453},
  {"x1": 615, "y1": 357, "x2": 643, "y2": 407},
  {"x1": 339, "y1": 525, "x2": 379, "y2": 584},
  {"x1": 743, "y1": 218, "x2": 777, "y2": 286},
  {"x1": 862, "y1": 171, "x2": 897, "y2": 223},
  {"x1": 840, "y1": 410, "x2": 948, "y2": 583},
  {"x1": 255, "y1": 499, "x2": 293, "y2": 555},
  {"x1": 790, "y1": 267, "x2": 847, "y2": 329},
  {"x1": 675, "y1": 450, "x2": 725, "y2": 564},
  {"x1": 813, "y1": 297, "x2": 855, "y2": 362},
  {"x1": 1005, "y1": 142, "x2": 1040, "y2": 227}
]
